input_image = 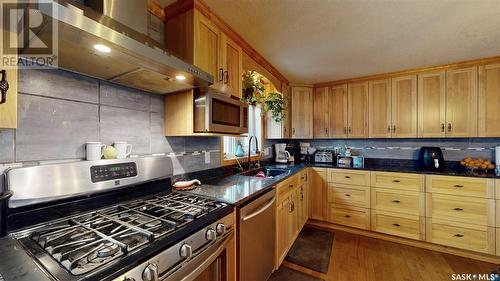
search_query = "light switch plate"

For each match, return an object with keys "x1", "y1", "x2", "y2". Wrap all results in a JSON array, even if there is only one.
[{"x1": 204, "y1": 151, "x2": 210, "y2": 164}]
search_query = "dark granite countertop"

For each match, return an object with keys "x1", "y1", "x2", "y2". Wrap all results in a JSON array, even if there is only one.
[
  {"x1": 182, "y1": 159, "x2": 500, "y2": 207},
  {"x1": 0, "y1": 237, "x2": 51, "y2": 281}
]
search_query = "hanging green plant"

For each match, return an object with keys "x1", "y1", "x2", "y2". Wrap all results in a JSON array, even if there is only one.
[
  {"x1": 264, "y1": 92, "x2": 287, "y2": 122},
  {"x1": 241, "y1": 71, "x2": 265, "y2": 105}
]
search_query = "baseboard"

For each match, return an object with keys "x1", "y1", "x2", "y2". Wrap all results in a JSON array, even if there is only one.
[{"x1": 306, "y1": 219, "x2": 500, "y2": 265}]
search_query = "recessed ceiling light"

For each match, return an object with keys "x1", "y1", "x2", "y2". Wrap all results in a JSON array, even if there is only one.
[
  {"x1": 93, "y1": 44, "x2": 111, "y2": 53},
  {"x1": 175, "y1": 75, "x2": 186, "y2": 81}
]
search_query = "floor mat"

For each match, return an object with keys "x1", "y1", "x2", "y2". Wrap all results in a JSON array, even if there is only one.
[
  {"x1": 285, "y1": 226, "x2": 334, "y2": 273},
  {"x1": 268, "y1": 266, "x2": 324, "y2": 281}
]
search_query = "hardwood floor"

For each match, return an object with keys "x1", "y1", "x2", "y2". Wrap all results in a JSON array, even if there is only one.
[{"x1": 282, "y1": 230, "x2": 499, "y2": 281}]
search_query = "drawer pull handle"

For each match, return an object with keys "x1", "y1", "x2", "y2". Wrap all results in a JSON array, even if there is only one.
[
  {"x1": 345, "y1": 176, "x2": 351, "y2": 179},
  {"x1": 453, "y1": 207, "x2": 463, "y2": 211},
  {"x1": 392, "y1": 223, "x2": 400, "y2": 227},
  {"x1": 344, "y1": 215, "x2": 351, "y2": 218},
  {"x1": 453, "y1": 185, "x2": 464, "y2": 188},
  {"x1": 454, "y1": 234, "x2": 464, "y2": 238},
  {"x1": 392, "y1": 200, "x2": 401, "y2": 203},
  {"x1": 289, "y1": 185, "x2": 293, "y2": 188},
  {"x1": 393, "y1": 180, "x2": 400, "y2": 183},
  {"x1": 345, "y1": 194, "x2": 351, "y2": 197}
]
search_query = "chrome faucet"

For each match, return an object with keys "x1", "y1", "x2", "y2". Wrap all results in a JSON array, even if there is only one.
[{"x1": 248, "y1": 136, "x2": 260, "y2": 170}]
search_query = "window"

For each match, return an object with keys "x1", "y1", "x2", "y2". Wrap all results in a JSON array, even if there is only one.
[{"x1": 222, "y1": 104, "x2": 262, "y2": 163}]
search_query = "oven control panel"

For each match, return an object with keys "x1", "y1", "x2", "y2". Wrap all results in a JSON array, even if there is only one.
[{"x1": 90, "y1": 162, "x2": 137, "y2": 183}]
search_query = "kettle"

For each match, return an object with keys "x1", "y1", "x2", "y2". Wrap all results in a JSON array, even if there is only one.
[{"x1": 418, "y1": 147, "x2": 444, "y2": 170}]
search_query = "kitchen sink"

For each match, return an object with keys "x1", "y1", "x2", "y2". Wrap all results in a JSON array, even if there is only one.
[{"x1": 240, "y1": 167, "x2": 290, "y2": 178}]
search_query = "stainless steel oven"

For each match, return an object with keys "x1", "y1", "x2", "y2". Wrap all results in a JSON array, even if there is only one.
[{"x1": 194, "y1": 90, "x2": 248, "y2": 135}]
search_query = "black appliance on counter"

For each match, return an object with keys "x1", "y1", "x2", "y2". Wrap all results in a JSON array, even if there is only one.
[
  {"x1": 418, "y1": 147, "x2": 444, "y2": 170},
  {"x1": 0, "y1": 157, "x2": 234, "y2": 281}
]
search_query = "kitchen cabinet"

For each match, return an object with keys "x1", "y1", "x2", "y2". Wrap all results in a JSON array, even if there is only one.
[
  {"x1": 0, "y1": 30, "x2": 18, "y2": 129},
  {"x1": 418, "y1": 71, "x2": 446, "y2": 137},
  {"x1": 347, "y1": 82, "x2": 369, "y2": 138},
  {"x1": 282, "y1": 83, "x2": 291, "y2": 138},
  {"x1": 391, "y1": 75, "x2": 417, "y2": 138},
  {"x1": 309, "y1": 168, "x2": 327, "y2": 221},
  {"x1": 275, "y1": 197, "x2": 289, "y2": 269},
  {"x1": 478, "y1": 63, "x2": 500, "y2": 137},
  {"x1": 368, "y1": 79, "x2": 392, "y2": 138},
  {"x1": 445, "y1": 67, "x2": 478, "y2": 137},
  {"x1": 313, "y1": 87, "x2": 330, "y2": 138},
  {"x1": 266, "y1": 83, "x2": 290, "y2": 139},
  {"x1": 328, "y1": 84, "x2": 348, "y2": 138},
  {"x1": 291, "y1": 86, "x2": 313, "y2": 139},
  {"x1": 165, "y1": 8, "x2": 242, "y2": 98},
  {"x1": 298, "y1": 171, "x2": 309, "y2": 227}
]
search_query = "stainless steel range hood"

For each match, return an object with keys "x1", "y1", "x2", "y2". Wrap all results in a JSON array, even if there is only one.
[{"x1": 23, "y1": 0, "x2": 213, "y2": 94}]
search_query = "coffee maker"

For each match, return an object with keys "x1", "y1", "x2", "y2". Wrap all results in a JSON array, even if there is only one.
[{"x1": 274, "y1": 143, "x2": 291, "y2": 163}]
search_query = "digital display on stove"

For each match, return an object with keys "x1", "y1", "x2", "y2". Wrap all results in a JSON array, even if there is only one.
[{"x1": 90, "y1": 162, "x2": 137, "y2": 183}]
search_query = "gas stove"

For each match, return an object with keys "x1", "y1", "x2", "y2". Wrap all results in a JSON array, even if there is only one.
[{"x1": 0, "y1": 157, "x2": 234, "y2": 281}]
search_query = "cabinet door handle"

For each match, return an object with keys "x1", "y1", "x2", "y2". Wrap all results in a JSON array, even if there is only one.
[
  {"x1": 345, "y1": 176, "x2": 351, "y2": 179},
  {"x1": 344, "y1": 215, "x2": 351, "y2": 218},
  {"x1": 0, "y1": 70, "x2": 9, "y2": 104},
  {"x1": 219, "y1": 68, "x2": 224, "y2": 82},
  {"x1": 447, "y1": 123, "x2": 452, "y2": 132},
  {"x1": 224, "y1": 70, "x2": 229, "y2": 84},
  {"x1": 392, "y1": 125, "x2": 396, "y2": 133},
  {"x1": 454, "y1": 234, "x2": 464, "y2": 238},
  {"x1": 348, "y1": 127, "x2": 352, "y2": 133},
  {"x1": 453, "y1": 207, "x2": 463, "y2": 211},
  {"x1": 453, "y1": 184, "x2": 464, "y2": 188},
  {"x1": 387, "y1": 125, "x2": 391, "y2": 133},
  {"x1": 289, "y1": 184, "x2": 293, "y2": 188},
  {"x1": 392, "y1": 223, "x2": 401, "y2": 227},
  {"x1": 292, "y1": 128, "x2": 295, "y2": 134},
  {"x1": 441, "y1": 123, "x2": 445, "y2": 132},
  {"x1": 393, "y1": 180, "x2": 400, "y2": 183},
  {"x1": 345, "y1": 194, "x2": 351, "y2": 197},
  {"x1": 392, "y1": 200, "x2": 401, "y2": 203},
  {"x1": 325, "y1": 128, "x2": 328, "y2": 134}
]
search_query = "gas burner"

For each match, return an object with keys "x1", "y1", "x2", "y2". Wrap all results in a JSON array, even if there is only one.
[{"x1": 28, "y1": 192, "x2": 226, "y2": 276}]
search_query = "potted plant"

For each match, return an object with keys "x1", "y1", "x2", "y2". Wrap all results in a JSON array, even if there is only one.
[
  {"x1": 241, "y1": 71, "x2": 265, "y2": 105},
  {"x1": 264, "y1": 92, "x2": 287, "y2": 122}
]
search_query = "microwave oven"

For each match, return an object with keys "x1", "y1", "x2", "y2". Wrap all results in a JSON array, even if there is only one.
[{"x1": 194, "y1": 91, "x2": 248, "y2": 135}]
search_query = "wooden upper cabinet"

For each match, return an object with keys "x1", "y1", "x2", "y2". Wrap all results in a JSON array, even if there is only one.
[
  {"x1": 391, "y1": 75, "x2": 417, "y2": 138},
  {"x1": 329, "y1": 84, "x2": 348, "y2": 138},
  {"x1": 418, "y1": 71, "x2": 446, "y2": 137},
  {"x1": 445, "y1": 67, "x2": 478, "y2": 137},
  {"x1": 313, "y1": 87, "x2": 330, "y2": 138},
  {"x1": 220, "y1": 34, "x2": 242, "y2": 98},
  {"x1": 368, "y1": 79, "x2": 391, "y2": 138},
  {"x1": 291, "y1": 86, "x2": 313, "y2": 139},
  {"x1": 193, "y1": 11, "x2": 223, "y2": 89},
  {"x1": 0, "y1": 29, "x2": 17, "y2": 129},
  {"x1": 282, "y1": 83, "x2": 291, "y2": 138},
  {"x1": 478, "y1": 63, "x2": 500, "y2": 137},
  {"x1": 348, "y1": 82, "x2": 369, "y2": 138}
]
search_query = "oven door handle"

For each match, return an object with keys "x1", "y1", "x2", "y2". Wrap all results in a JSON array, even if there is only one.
[
  {"x1": 241, "y1": 196, "x2": 276, "y2": 222},
  {"x1": 161, "y1": 230, "x2": 234, "y2": 281}
]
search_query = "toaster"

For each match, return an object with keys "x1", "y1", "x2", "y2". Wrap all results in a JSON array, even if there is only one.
[{"x1": 314, "y1": 150, "x2": 334, "y2": 163}]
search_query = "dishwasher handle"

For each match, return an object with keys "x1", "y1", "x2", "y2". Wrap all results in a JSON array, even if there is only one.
[{"x1": 241, "y1": 196, "x2": 276, "y2": 222}]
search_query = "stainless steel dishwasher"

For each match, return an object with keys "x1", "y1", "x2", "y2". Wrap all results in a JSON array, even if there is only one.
[{"x1": 238, "y1": 189, "x2": 276, "y2": 281}]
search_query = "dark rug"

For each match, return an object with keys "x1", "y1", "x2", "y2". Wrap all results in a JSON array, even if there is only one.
[
  {"x1": 268, "y1": 267, "x2": 324, "y2": 281},
  {"x1": 285, "y1": 226, "x2": 334, "y2": 273}
]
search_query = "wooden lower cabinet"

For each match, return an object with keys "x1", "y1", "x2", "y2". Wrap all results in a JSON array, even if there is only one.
[
  {"x1": 371, "y1": 188, "x2": 424, "y2": 216},
  {"x1": 426, "y1": 175, "x2": 495, "y2": 198},
  {"x1": 371, "y1": 172, "x2": 424, "y2": 192},
  {"x1": 497, "y1": 228, "x2": 500, "y2": 256},
  {"x1": 426, "y1": 218, "x2": 495, "y2": 255},
  {"x1": 275, "y1": 197, "x2": 289, "y2": 268},
  {"x1": 328, "y1": 183, "x2": 370, "y2": 208},
  {"x1": 328, "y1": 169, "x2": 370, "y2": 186},
  {"x1": 328, "y1": 204, "x2": 370, "y2": 230},
  {"x1": 371, "y1": 210, "x2": 425, "y2": 240},
  {"x1": 309, "y1": 168, "x2": 327, "y2": 221}
]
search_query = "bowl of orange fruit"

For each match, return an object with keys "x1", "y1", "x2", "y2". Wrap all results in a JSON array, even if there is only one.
[{"x1": 460, "y1": 157, "x2": 495, "y2": 172}]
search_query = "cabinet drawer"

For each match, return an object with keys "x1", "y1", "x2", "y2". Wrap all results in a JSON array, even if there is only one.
[
  {"x1": 299, "y1": 171, "x2": 308, "y2": 185},
  {"x1": 328, "y1": 184, "x2": 370, "y2": 208},
  {"x1": 371, "y1": 188, "x2": 424, "y2": 216},
  {"x1": 371, "y1": 172, "x2": 424, "y2": 192},
  {"x1": 426, "y1": 219, "x2": 495, "y2": 254},
  {"x1": 276, "y1": 175, "x2": 299, "y2": 199},
  {"x1": 371, "y1": 210, "x2": 424, "y2": 240},
  {"x1": 328, "y1": 169, "x2": 370, "y2": 186},
  {"x1": 328, "y1": 205, "x2": 370, "y2": 230},
  {"x1": 426, "y1": 175, "x2": 494, "y2": 198},
  {"x1": 426, "y1": 193, "x2": 495, "y2": 227}
]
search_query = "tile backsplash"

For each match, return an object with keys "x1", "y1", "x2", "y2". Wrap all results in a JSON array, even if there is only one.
[
  {"x1": 0, "y1": 69, "x2": 221, "y2": 175},
  {"x1": 266, "y1": 138, "x2": 500, "y2": 162}
]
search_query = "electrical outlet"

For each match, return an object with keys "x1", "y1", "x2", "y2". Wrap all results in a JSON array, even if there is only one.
[
  {"x1": 264, "y1": 147, "x2": 270, "y2": 156},
  {"x1": 204, "y1": 151, "x2": 210, "y2": 164}
]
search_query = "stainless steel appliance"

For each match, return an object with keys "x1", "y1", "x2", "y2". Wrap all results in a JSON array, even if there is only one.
[
  {"x1": 337, "y1": 155, "x2": 365, "y2": 168},
  {"x1": 0, "y1": 157, "x2": 234, "y2": 281},
  {"x1": 194, "y1": 90, "x2": 248, "y2": 134},
  {"x1": 24, "y1": 0, "x2": 213, "y2": 94},
  {"x1": 274, "y1": 143, "x2": 291, "y2": 163},
  {"x1": 418, "y1": 147, "x2": 444, "y2": 170},
  {"x1": 314, "y1": 150, "x2": 334, "y2": 164},
  {"x1": 238, "y1": 189, "x2": 276, "y2": 281}
]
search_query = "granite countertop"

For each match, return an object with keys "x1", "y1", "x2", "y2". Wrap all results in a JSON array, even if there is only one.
[
  {"x1": 182, "y1": 159, "x2": 500, "y2": 207},
  {"x1": 0, "y1": 237, "x2": 51, "y2": 281}
]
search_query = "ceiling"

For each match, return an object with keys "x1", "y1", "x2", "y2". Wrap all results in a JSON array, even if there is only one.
[{"x1": 202, "y1": 0, "x2": 500, "y2": 84}]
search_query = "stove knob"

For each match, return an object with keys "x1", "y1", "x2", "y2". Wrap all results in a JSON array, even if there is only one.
[
  {"x1": 142, "y1": 263, "x2": 158, "y2": 281},
  {"x1": 216, "y1": 223, "x2": 226, "y2": 235},
  {"x1": 206, "y1": 228, "x2": 217, "y2": 241},
  {"x1": 179, "y1": 243, "x2": 192, "y2": 258}
]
